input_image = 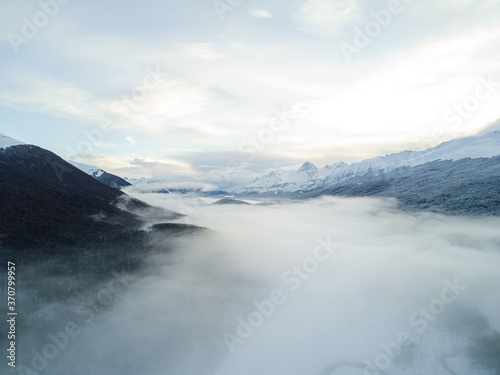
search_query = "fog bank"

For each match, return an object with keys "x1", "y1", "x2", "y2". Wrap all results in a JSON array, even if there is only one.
[{"x1": 12, "y1": 196, "x2": 500, "y2": 375}]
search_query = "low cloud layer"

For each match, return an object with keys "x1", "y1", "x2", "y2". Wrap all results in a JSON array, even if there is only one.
[{"x1": 10, "y1": 197, "x2": 500, "y2": 375}]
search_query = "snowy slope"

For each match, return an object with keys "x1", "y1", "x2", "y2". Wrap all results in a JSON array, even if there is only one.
[
  {"x1": 68, "y1": 161, "x2": 130, "y2": 188},
  {"x1": 68, "y1": 161, "x2": 105, "y2": 178},
  {"x1": 0, "y1": 133, "x2": 25, "y2": 149},
  {"x1": 235, "y1": 130, "x2": 500, "y2": 194},
  {"x1": 238, "y1": 162, "x2": 321, "y2": 193},
  {"x1": 125, "y1": 177, "x2": 171, "y2": 185}
]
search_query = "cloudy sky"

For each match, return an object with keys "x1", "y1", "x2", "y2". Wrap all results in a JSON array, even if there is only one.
[{"x1": 1, "y1": 0, "x2": 500, "y2": 186}]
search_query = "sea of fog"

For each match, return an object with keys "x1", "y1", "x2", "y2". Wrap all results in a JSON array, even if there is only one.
[{"x1": 12, "y1": 195, "x2": 500, "y2": 375}]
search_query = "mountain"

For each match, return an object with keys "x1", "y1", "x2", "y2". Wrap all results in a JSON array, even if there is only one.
[
  {"x1": 0, "y1": 144, "x2": 178, "y2": 254},
  {"x1": 0, "y1": 133, "x2": 131, "y2": 189},
  {"x1": 308, "y1": 156, "x2": 500, "y2": 215},
  {"x1": 0, "y1": 133, "x2": 24, "y2": 148},
  {"x1": 236, "y1": 161, "x2": 324, "y2": 194},
  {"x1": 69, "y1": 161, "x2": 131, "y2": 189},
  {"x1": 212, "y1": 198, "x2": 251, "y2": 205},
  {"x1": 0, "y1": 145, "x2": 138, "y2": 250},
  {"x1": 235, "y1": 130, "x2": 500, "y2": 195},
  {"x1": 477, "y1": 118, "x2": 500, "y2": 135}
]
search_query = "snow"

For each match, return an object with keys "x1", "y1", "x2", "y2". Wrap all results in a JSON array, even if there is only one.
[
  {"x1": 125, "y1": 176, "x2": 169, "y2": 185},
  {"x1": 68, "y1": 161, "x2": 105, "y2": 178},
  {"x1": 68, "y1": 161, "x2": 98, "y2": 174},
  {"x1": 477, "y1": 119, "x2": 500, "y2": 135},
  {"x1": 235, "y1": 130, "x2": 500, "y2": 194},
  {"x1": 413, "y1": 131, "x2": 500, "y2": 162},
  {"x1": 0, "y1": 133, "x2": 25, "y2": 149}
]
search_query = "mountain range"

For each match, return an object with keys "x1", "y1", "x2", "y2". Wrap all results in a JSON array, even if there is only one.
[
  {"x1": 3, "y1": 124, "x2": 500, "y2": 218},
  {"x1": 235, "y1": 130, "x2": 500, "y2": 195}
]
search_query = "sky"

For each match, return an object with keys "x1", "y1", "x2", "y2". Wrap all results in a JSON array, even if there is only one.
[{"x1": 1, "y1": 0, "x2": 500, "y2": 187}]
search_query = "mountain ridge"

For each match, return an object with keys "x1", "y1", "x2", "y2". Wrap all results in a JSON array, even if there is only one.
[
  {"x1": 0, "y1": 144, "x2": 178, "y2": 254},
  {"x1": 235, "y1": 130, "x2": 500, "y2": 195},
  {"x1": 68, "y1": 161, "x2": 131, "y2": 189},
  {"x1": 0, "y1": 133, "x2": 24, "y2": 149}
]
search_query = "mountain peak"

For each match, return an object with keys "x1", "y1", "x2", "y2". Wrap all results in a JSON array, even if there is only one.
[
  {"x1": 324, "y1": 161, "x2": 348, "y2": 170},
  {"x1": 298, "y1": 161, "x2": 318, "y2": 172},
  {"x1": 69, "y1": 161, "x2": 131, "y2": 189},
  {"x1": 0, "y1": 133, "x2": 25, "y2": 149}
]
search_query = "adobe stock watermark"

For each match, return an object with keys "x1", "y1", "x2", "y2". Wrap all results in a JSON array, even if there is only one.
[
  {"x1": 411, "y1": 73, "x2": 500, "y2": 161},
  {"x1": 443, "y1": 76, "x2": 499, "y2": 128},
  {"x1": 363, "y1": 277, "x2": 467, "y2": 375},
  {"x1": 110, "y1": 64, "x2": 169, "y2": 115},
  {"x1": 8, "y1": 0, "x2": 70, "y2": 54},
  {"x1": 223, "y1": 235, "x2": 339, "y2": 354},
  {"x1": 15, "y1": 271, "x2": 133, "y2": 375},
  {"x1": 209, "y1": 102, "x2": 313, "y2": 190},
  {"x1": 65, "y1": 63, "x2": 169, "y2": 162},
  {"x1": 340, "y1": 0, "x2": 405, "y2": 63},
  {"x1": 213, "y1": 0, "x2": 244, "y2": 21}
]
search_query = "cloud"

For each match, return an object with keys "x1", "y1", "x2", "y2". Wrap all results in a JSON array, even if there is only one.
[
  {"x1": 125, "y1": 136, "x2": 137, "y2": 145},
  {"x1": 251, "y1": 9, "x2": 274, "y2": 19},
  {"x1": 117, "y1": 157, "x2": 196, "y2": 179},
  {"x1": 102, "y1": 76, "x2": 216, "y2": 134},
  {"x1": 176, "y1": 43, "x2": 228, "y2": 61},
  {"x1": 19, "y1": 197, "x2": 500, "y2": 374},
  {"x1": 292, "y1": 0, "x2": 499, "y2": 40},
  {"x1": 0, "y1": 72, "x2": 104, "y2": 123},
  {"x1": 171, "y1": 150, "x2": 304, "y2": 190},
  {"x1": 173, "y1": 121, "x2": 238, "y2": 137},
  {"x1": 413, "y1": 0, "x2": 499, "y2": 16},
  {"x1": 2, "y1": 0, "x2": 500, "y2": 179},
  {"x1": 293, "y1": 0, "x2": 364, "y2": 37}
]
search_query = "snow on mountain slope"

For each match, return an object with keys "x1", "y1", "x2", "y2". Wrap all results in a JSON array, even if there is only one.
[
  {"x1": 477, "y1": 118, "x2": 500, "y2": 135},
  {"x1": 235, "y1": 130, "x2": 500, "y2": 194},
  {"x1": 125, "y1": 176, "x2": 171, "y2": 185},
  {"x1": 0, "y1": 133, "x2": 25, "y2": 149},
  {"x1": 68, "y1": 161, "x2": 105, "y2": 178},
  {"x1": 409, "y1": 131, "x2": 500, "y2": 164},
  {"x1": 239, "y1": 162, "x2": 321, "y2": 193},
  {"x1": 68, "y1": 161, "x2": 131, "y2": 188}
]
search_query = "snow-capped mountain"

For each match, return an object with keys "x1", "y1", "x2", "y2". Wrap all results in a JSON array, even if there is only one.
[
  {"x1": 235, "y1": 130, "x2": 500, "y2": 194},
  {"x1": 0, "y1": 133, "x2": 25, "y2": 149},
  {"x1": 69, "y1": 161, "x2": 131, "y2": 189},
  {"x1": 0, "y1": 133, "x2": 130, "y2": 189}
]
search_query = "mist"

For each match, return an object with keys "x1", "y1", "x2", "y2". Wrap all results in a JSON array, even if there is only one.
[{"x1": 10, "y1": 196, "x2": 500, "y2": 375}]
